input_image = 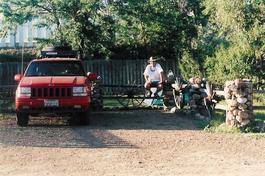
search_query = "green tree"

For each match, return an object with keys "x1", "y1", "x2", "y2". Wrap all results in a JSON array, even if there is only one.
[
  {"x1": 111, "y1": 0, "x2": 207, "y2": 63},
  {"x1": 0, "y1": 0, "x2": 115, "y2": 59},
  {"x1": 179, "y1": 51, "x2": 202, "y2": 80},
  {"x1": 202, "y1": 0, "x2": 265, "y2": 85}
]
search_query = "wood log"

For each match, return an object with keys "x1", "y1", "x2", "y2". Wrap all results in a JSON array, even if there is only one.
[
  {"x1": 235, "y1": 79, "x2": 242, "y2": 87},
  {"x1": 230, "y1": 120, "x2": 236, "y2": 127},
  {"x1": 226, "y1": 111, "x2": 235, "y2": 121},
  {"x1": 246, "y1": 101, "x2": 252, "y2": 106},
  {"x1": 224, "y1": 79, "x2": 254, "y2": 127},
  {"x1": 192, "y1": 84, "x2": 200, "y2": 89},
  {"x1": 232, "y1": 109, "x2": 239, "y2": 116},
  {"x1": 247, "y1": 95, "x2": 253, "y2": 102},
  {"x1": 237, "y1": 97, "x2": 248, "y2": 104},
  {"x1": 171, "y1": 83, "x2": 180, "y2": 91},
  {"x1": 189, "y1": 77, "x2": 195, "y2": 84},
  {"x1": 200, "y1": 92, "x2": 208, "y2": 98},
  {"x1": 224, "y1": 89, "x2": 232, "y2": 99},
  {"x1": 225, "y1": 81, "x2": 235, "y2": 87},
  {"x1": 246, "y1": 102, "x2": 253, "y2": 110},
  {"x1": 192, "y1": 94, "x2": 201, "y2": 100},
  {"x1": 238, "y1": 111, "x2": 250, "y2": 119},
  {"x1": 191, "y1": 105, "x2": 198, "y2": 109},
  {"x1": 231, "y1": 86, "x2": 238, "y2": 94},
  {"x1": 224, "y1": 86, "x2": 230, "y2": 94},
  {"x1": 247, "y1": 105, "x2": 253, "y2": 111},
  {"x1": 236, "y1": 115, "x2": 243, "y2": 123},
  {"x1": 226, "y1": 118, "x2": 231, "y2": 125},
  {"x1": 226, "y1": 99, "x2": 238, "y2": 107},
  {"x1": 194, "y1": 77, "x2": 202, "y2": 85},
  {"x1": 238, "y1": 103, "x2": 248, "y2": 111},
  {"x1": 199, "y1": 88, "x2": 206, "y2": 93},
  {"x1": 190, "y1": 100, "x2": 196, "y2": 105},
  {"x1": 241, "y1": 119, "x2": 250, "y2": 126},
  {"x1": 228, "y1": 105, "x2": 237, "y2": 110}
]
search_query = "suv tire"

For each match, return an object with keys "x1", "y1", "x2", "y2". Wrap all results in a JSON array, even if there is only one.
[
  {"x1": 79, "y1": 109, "x2": 90, "y2": 125},
  {"x1": 16, "y1": 113, "x2": 29, "y2": 126}
]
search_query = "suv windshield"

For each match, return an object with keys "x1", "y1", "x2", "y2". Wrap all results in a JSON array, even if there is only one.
[{"x1": 25, "y1": 61, "x2": 86, "y2": 77}]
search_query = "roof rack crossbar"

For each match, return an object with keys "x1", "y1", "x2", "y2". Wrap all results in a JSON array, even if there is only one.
[{"x1": 41, "y1": 50, "x2": 77, "y2": 58}]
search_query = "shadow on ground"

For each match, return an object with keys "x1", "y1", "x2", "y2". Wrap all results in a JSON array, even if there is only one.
[
  {"x1": 0, "y1": 110, "x2": 197, "y2": 148},
  {"x1": 90, "y1": 109, "x2": 197, "y2": 130}
]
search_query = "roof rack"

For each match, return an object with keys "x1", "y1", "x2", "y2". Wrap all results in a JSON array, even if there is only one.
[
  {"x1": 41, "y1": 50, "x2": 77, "y2": 58},
  {"x1": 40, "y1": 46, "x2": 77, "y2": 58}
]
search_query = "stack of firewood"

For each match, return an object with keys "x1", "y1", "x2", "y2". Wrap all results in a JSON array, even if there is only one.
[
  {"x1": 188, "y1": 77, "x2": 209, "y2": 116},
  {"x1": 224, "y1": 79, "x2": 253, "y2": 127}
]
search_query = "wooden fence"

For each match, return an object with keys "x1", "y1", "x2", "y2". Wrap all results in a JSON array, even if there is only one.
[
  {"x1": 0, "y1": 59, "x2": 178, "y2": 86},
  {"x1": 0, "y1": 59, "x2": 178, "y2": 112}
]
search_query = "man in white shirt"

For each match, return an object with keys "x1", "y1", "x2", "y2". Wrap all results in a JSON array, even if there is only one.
[{"x1": 143, "y1": 56, "x2": 164, "y2": 97}]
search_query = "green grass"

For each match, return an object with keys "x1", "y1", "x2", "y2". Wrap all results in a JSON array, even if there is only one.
[
  {"x1": 103, "y1": 99, "x2": 122, "y2": 108},
  {"x1": 254, "y1": 110, "x2": 265, "y2": 122},
  {"x1": 250, "y1": 133, "x2": 265, "y2": 140},
  {"x1": 253, "y1": 93, "x2": 265, "y2": 125},
  {"x1": 253, "y1": 93, "x2": 265, "y2": 105},
  {"x1": 0, "y1": 100, "x2": 15, "y2": 112},
  {"x1": 103, "y1": 98, "x2": 150, "y2": 109},
  {"x1": 201, "y1": 108, "x2": 265, "y2": 134},
  {"x1": 197, "y1": 110, "x2": 242, "y2": 133},
  {"x1": 199, "y1": 93, "x2": 265, "y2": 133},
  {"x1": 102, "y1": 96, "x2": 265, "y2": 134}
]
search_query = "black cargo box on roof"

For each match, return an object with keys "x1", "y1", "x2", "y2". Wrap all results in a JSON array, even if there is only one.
[
  {"x1": 41, "y1": 50, "x2": 77, "y2": 58},
  {"x1": 41, "y1": 46, "x2": 77, "y2": 58}
]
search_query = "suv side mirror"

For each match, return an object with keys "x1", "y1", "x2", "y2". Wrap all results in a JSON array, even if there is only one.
[
  {"x1": 14, "y1": 74, "x2": 23, "y2": 82},
  {"x1": 87, "y1": 72, "x2": 98, "y2": 81}
]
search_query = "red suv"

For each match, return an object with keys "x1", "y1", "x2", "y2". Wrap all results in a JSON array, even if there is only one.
[{"x1": 14, "y1": 49, "x2": 97, "y2": 126}]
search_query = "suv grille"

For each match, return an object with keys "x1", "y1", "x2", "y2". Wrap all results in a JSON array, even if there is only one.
[{"x1": 31, "y1": 87, "x2": 72, "y2": 98}]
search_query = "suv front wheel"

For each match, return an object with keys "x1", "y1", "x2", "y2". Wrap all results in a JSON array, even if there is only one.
[
  {"x1": 69, "y1": 109, "x2": 91, "y2": 126},
  {"x1": 79, "y1": 109, "x2": 91, "y2": 125},
  {"x1": 16, "y1": 112, "x2": 29, "y2": 126}
]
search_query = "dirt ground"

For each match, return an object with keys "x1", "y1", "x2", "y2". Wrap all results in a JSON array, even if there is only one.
[{"x1": 1, "y1": 110, "x2": 265, "y2": 176}]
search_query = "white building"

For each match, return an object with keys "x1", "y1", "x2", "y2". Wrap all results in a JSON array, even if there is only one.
[{"x1": 0, "y1": 19, "x2": 51, "y2": 48}]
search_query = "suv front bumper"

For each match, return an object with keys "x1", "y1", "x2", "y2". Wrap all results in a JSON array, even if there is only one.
[{"x1": 16, "y1": 97, "x2": 90, "y2": 113}]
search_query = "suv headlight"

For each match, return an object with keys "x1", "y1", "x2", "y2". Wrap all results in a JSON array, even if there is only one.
[
  {"x1": 73, "y1": 86, "x2": 87, "y2": 96},
  {"x1": 17, "y1": 87, "x2": 31, "y2": 97}
]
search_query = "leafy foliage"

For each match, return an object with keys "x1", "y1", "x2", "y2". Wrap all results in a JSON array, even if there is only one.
[
  {"x1": 111, "y1": 0, "x2": 207, "y2": 60},
  {"x1": 179, "y1": 51, "x2": 202, "y2": 80},
  {"x1": 0, "y1": 0, "x2": 264, "y2": 85},
  {"x1": 202, "y1": 0, "x2": 265, "y2": 85},
  {"x1": 0, "y1": 0, "x2": 206, "y2": 61},
  {"x1": 0, "y1": 0, "x2": 115, "y2": 59},
  {"x1": 0, "y1": 48, "x2": 37, "y2": 62}
]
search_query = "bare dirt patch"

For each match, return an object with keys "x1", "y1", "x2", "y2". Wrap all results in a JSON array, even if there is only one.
[{"x1": 0, "y1": 110, "x2": 265, "y2": 176}]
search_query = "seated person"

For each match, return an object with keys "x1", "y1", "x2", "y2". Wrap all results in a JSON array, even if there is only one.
[{"x1": 143, "y1": 56, "x2": 164, "y2": 97}]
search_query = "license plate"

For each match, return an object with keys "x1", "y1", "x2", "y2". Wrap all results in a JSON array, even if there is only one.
[{"x1": 44, "y1": 99, "x2": 59, "y2": 107}]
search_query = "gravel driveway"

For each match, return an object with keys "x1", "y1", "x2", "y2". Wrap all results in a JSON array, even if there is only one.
[{"x1": 1, "y1": 110, "x2": 265, "y2": 176}]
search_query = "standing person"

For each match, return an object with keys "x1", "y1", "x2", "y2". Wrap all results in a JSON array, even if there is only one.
[{"x1": 143, "y1": 56, "x2": 164, "y2": 97}]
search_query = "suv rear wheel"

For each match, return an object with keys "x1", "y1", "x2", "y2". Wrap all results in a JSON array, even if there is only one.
[{"x1": 16, "y1": 112, "x2": 29, "y2": 126}]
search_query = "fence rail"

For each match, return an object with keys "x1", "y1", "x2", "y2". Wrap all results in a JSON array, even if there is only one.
[
  {"x1": 0, "y1": 59, "x2": 178, "y2": 86},
  {"x1": 215, "y1": 90, "x2": 265, "y2": 96},
  {"x1": 0, "y1": 85, "x2": 16, "y2": 113}
]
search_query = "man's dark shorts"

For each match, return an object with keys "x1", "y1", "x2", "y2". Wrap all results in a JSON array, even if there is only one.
[{"x1": 150, "y1": 81, "x2": 160, "y2": 87}]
